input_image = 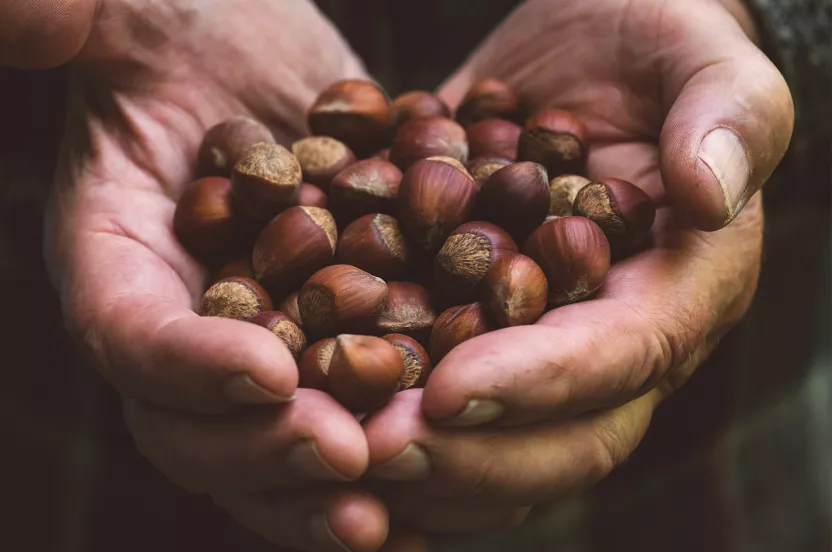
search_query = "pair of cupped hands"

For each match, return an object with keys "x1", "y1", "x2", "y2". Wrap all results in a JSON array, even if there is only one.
[{"x1": 4, "y1": 0, "x2": 793, "y2": 550}]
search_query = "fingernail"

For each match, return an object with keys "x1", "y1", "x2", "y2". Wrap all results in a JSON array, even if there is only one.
[
  {"x1": 309, "y1": 513, "x2": 353, "y2": 552},
  {"x1": 369, "y1": 443, "x2": 431, "y2": 481},
  {"x1": 224, "y1": 374, "x2": 292, "y2": 405},
  {"x1": 443, "y1": 399, "x2": 505, "y2": 427},
  {"x1": 286, "y1": 441, "x2": 353, "y2": 481},
  {"x1": 698, "y1": 127, "x2": 751, "y2": 224}
]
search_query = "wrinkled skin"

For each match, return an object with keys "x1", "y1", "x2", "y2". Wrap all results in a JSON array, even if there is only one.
[{"x1": 1, "y1": 0, "x2": 792, "y2": 550}]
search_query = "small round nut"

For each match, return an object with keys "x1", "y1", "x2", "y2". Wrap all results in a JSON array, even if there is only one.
[
  {"x1": 277, "y1": 291, "x2": 303, "y2": 327},
  {"x1": 391, "y1": 91, "x2": 450, "y2": 127},
  {"x1": 479, "y1": 161, "x2": 551, "y2": 239},
  {"x1": 328, "y1": 159, "x2": 402, "y2": 225},
  {"x1": 298, "y1": 338, "x2": 336, "y2": 390},
  {"x1": 247, "y1": 311, "x2": 307, "y2": 360},
  {"x1": 517, "y1": 109, "x2": 587, "y2": 178},
  {"x1": 466, "y1": 118, "x2": 522, "y2": 160},
  {"x1": 231, "y1": 142, "x2": 302, "y2": 224},
  {"x1": 455, "y1": 79, "x2": 521, "y2": 127},
  {"x1": 389, "y1": 117, "x2": 469, "y2": 171},
  {"x1": 337, "y1": 214, "x2": 411, "y2": 281},
  {"x1": 328, "y1": 335, "x2": 405, "y2": 412},
  {"x1": 429, "y1": 303, "x2": 496, "y2": 362},
  {"x1": 173, "y1": 177, "x2": 240, "y2": 264},
  {"x1": 296, "y1": 183, "x2": 328, "y2": 209},
  {"x1": 549, "y1": 174, "x2": 591, "y2": 217},
  {"x1": 291, "y1": 136, "x2": 356, "y2": 192},
  {"x1": 197, "y1": 116, "x2": 274, "y2": 178},
  {"x1": 467, "y1": 155, "x2": 512, "y2": 189},
  {"x1": 375, "y1": 282, "x2": 437, "y2": 345},
  {"x1": 383, "y1": 334, "x2": 432, "y2": 389},
  {"x1": 213, "y1": 256, "x2": 254, "y2": 282},
  {"x1": 200, "y1": 277, "x2": 273, "y2": 320},
  {"x1": 483, "y1": 254, "x2": 548, "y2": 327}
]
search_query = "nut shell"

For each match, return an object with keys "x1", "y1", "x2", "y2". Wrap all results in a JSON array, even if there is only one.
[
  {"x1": 549, "y1": 174, "x2": 591, "y2": 217},
  {"x1": 197, "y1": 116, "x2": 274, "y2": 178},
  {"x1": 299, "y1": 338, "x2": 336, "y2": 390},
  {"x1": 291, "y1": 136, "x2": 356, "y2": 192},
  {"x1": 174, "y1": 177, "x2": 240, "y2": 264},
  {"x1": 298, "y1": 265, "x2": 389, "y2": 337},
  {"x1": 523, "y1": 217, "x2": 610, "y2": 307},
  {"x1": 573, "y1": 178, "x2": 656, "y2": 259},
  {"x1": 213, "y1": 256, "x2": 254, "y2": 282},
  {"x1": 252, "y1": 206, "x2": 337, "y2": 296},
  {"x1": 277, "y1": 291, "x2": 303, "y2": 327},
  {"x1": 247, "y1": 311, "x2": 307, "y2": 359},
  {"x1": 467, "y1": 156, "x2": 512, "y2": 189},
  {"x1": 517, "y1": 109, "x2": 587, "y2": 177},
  {"x1": 296, "y1": 183, "x2": 328, "y2": 209},
  {"x1": 200, "y1": 277, "x2": 273, "y2": 320},
  {"x1": 455, "y1": 79, "x2": 521, "y2": 127},
  {"x1": 337, "y1": 214, "x2": 411, "y2": 280},
  {"x1": 483, "y1": 254, "x2": 548, "y2": 327},
  {"x1": 329, "y1": 159, "x2": 402, "y2": 225},
  {"x1": 397, "y1": 158, "x2": 478, "y2": 253},
  {"x1": 466, "y1": 118, "x2": 522, "y2": 160},
  {"x1": 391, "y1": 91, "x2": 450, "y2": 127},
  {"x1": 328, "y1": 335, "x2": 405, "y2": 411},
  {"x1": 429, "y1": 303, "x2": 496, "y2": 362},
  {"x1": 231, "y1": 142, "x2": 302, "y2": 224},
  {"x1": 383, "y1": 334, "x2": 432, "y2": 389},
  {"x1": 389, "y1": 117, "x2": 469, "y2": 171},
  {"x1": 479, "y1": 161, "x2": 550, "y2": 239},
  {"x1": 307, "y1": 79, "x2": 391, "y2": 157},
  {"x1": 375, "y1": 282, "x2": 437, "y2": 345}
]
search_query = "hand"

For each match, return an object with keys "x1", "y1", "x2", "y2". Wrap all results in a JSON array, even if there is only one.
[
  {"x1": 362, "y1": 0, "x2": 792, "y2": 541},
  {"x1": 28, "y1": 1, "x2": 388, "y2": 550}
]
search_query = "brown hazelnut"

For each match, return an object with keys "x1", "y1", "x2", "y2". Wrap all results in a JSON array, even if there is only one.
[
  {"x1": 483, "y1": 254, "x2": 548, "y2": 327},
  {"x1": 328, "y1": 159, "x2": 402, "y2": 225},
  {"x1": 196, "y1": 116, "x2": 274, "y2": 178},
  {"x1": 298, "y1": 265, "x2": 389, "y2": 337},
  {"x1": 246, "y1": 311, "x2": 307, "y2": 360},
  {"x1": 296, "y1": 183, "x2": 328, "y2": 209},
  {"x1": 328, "y1": 335, "x2": 405, "y2": 411},
  {"x1": 426, "y1": 155, "x2": 471, "y2": 175},
  {"x1": 375, "y1": 282, "x2": 437, "y2": 345},
  {"x1": 467, "y1": 155, "x2": 512, "y2": 189},
  {"x1": 523, "y1": 217, "x2": 610, "y2": 307},
  {"x1": 397, "y1": 158, "x2": 478, "y2": 253},
  {"x1": 173, "y1": 177, "x2": 240, "y2": 264},
  {"x1": 213, "y1": 256, "x2": 254, "y2": 282},
  {"x1": 337, "y1": 214, "x2": 411, "y2": 281},
  {"x1": 466, "y1": 118, "x2": 522, "y2": 160},
  {"x1": 200, "y1": 277, "x2": 273, "y2": 320},
  {"x1": 291, "y1": 136, "x2": 356, "y2": 192},
  {"x1": 231, "y1": 142, "x2": 302, "y2": 225},
  {"x1": 298, "y1": 338, "x2": 336, "y2": 390},
  {"x1": 277, "y1": 291, "x2": 303, "y2": 327},
  {"x1": 455, "y1": 79, "x2": 521, "y2": 128},
  {"x1": 572, "y1": 178, "x2": 656, "y2": 260},
  {"x1": 549, "y1": 174, "x2": 591, "y2": 216},
  {"x1": 252, "y1": 206, "x2": 337, "y2": 296},
  {"x1": 434, "y1": 222, "x2": 518, "y2": 303},
  {"x1": 429, "y1": 303, "x2": 496, "y2": 362},
  {"x1": 389, "y1": 117, "x2": 469, "y2": 171},
  {"x1": 517, "y1": 109, "x2": 587, "y2": 177},
  {"x1": 307, "y1": 79, "x2": 392, "y2": 157},
  {"x1": 391, "y1": 91, "x2": 451, "y2": 127},
  {"x1": 382, "y1": 334, "x2": 432, "y2": 389},
  {"x1": 479, "y1": 161, "x2": 550, "y2": 239}
]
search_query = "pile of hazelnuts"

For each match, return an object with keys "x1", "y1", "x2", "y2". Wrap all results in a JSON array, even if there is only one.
[{"x1": 174, "y1": 78, "x2": 656, "y2": 413}]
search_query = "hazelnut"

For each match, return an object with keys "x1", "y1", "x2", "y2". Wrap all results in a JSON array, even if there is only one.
[
  {"x1": 572, "y1": 178, "x2": 656, "y2": 259},
  {"x1": 429, "y1": 303, "x2": 496, "y2": 362},
  {"x1": 517, "y1": 109, "x2": 587, "y2": 178},
  {"x1": 523, "y1": 217, "x2": 610, "y2": 307},
  {"x1": 298, "y1": 338, "x2": 336, "y2": 390},
  {"x1": 298, "y1": 265, "x2": 389, "y2": 337},
  {"x1": 307, "y1": 79, "x2": 391, "y2": 157},
  {"x1": 434, "y1": 222, "x2": 518, "y2": 303},
  {"x1": 382, "y1": 334, "x2": 432, "y2": 389},
  {"x1": 328, "y1": 159, "x2": 402, "y2": 225},
  {"x1": 196, "y1": 116, "x2": 274, "y2": 178},
  {"x1": 247, "y1": 311, "x2": 307, "y2": 360},
  {"x1": 483, "y1": 254, "x2": 548, "y2": 327},
  {"x1": 291, "y1": 136, "x2": 356, "y2": 192},
  {"x1": 375, "y1": 282, "x2": 437, "y2": 345},
  {"x1": 549, "y1": 174, "x2": 591, "y2": 217},
  {"x1": 467, "y1": 155, "x2": 512, "y2": 189},
  {"x1": 200, "y1": 277, "x2": 273, "y2": 320},
  {"x1": 391, "y1": 91, "x2": 450, "y2": 127},
  {"x1": 479, "y1": 161, "x2": 550, "y2": 239},
  {"x1": 337, "y1": 214, "x2": 411, "y2": 281},
  {"x1": 252, "y1": 206, "x2": 337, "y2": 296},
  {"x1": 296, "y1": 182, "x2": 328, "y2": 209},
  {"x1": 231, "y1": 142, "x2": 302, "y2": 225},
  {"x1": 397, "y1": 158, "x2": 478, "y2": 253},
  {"x1": 466, "y1": 118, "x2": 522, "y2": 160},
  {"x1": 328, "y1": 335, "x2": 405, "y2": 412},
  {"x1": 277, "y1": 291, "x2": 303, "y2": 327},
  {"x1": 389, "y1": 117, "x2": 469, "y2": 171},
  {"x1": 426, "y1": 155, "x2": 471, "y2": 175},
  {"x1": 455, "y1": 79, "x2": 521, "y2": 127},
  {"x1": 213, "y1": 256, "x2": 254, "y2": 282},
  {"x1": 173, "y1": 177, "x2": 240, "y2": 264}
]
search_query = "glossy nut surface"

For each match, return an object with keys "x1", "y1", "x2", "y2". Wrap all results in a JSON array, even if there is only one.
[
  {"x1": 517, "y1": 109, "x2": 587, "y2": 178},
  {"x1": 173, "y1": 177, "x2": 240, "y2": 264},
  {"x1": 197, "y1": 116, "x2": 274, "y2": 177},
  {"x1": 298, "y1": 338, "x2": 336, "y2": 390},
  {"x1": 466, "y1": 118, "x2": 522, "y2": 160},
  {"x1": 231, "y1": 142, "x2": 302, "y2": 224},
  {"x1": 391, "y1": 91, "x2": 450, "y2": 127},
  {"x1": 389, "y1": 117, "x2": 469, "y2": 171},
  {"x1": 328, "y1": 159, "x2": 402, "y2": 224},
  {"x1": 455, "y1": 79, "x2": 521, "y2": 127},
  {"x1": 479, "y1": 161, "x2": 550, "y2": 239},
  {"x1": 337, "y1": 214, "x2": 411, "y2": 281},
  {"x1": 375, "y1": 282, "x2": 437, "y2": 344},
  {"x1": 328, "y1": 335, "x2": 405, "y2": 411},
  {"x1": 429, "y1": 303, "x2": 495, "y2": 362},
  {"x1": 383, "y1": 334, "x2": 432, "y2": 389},
  {"x1": 247, "y1": 311, "x2": 307, "y2": 359},
  {"x1": 483, "y1": 254, "x2": 548, "y2": 327}
]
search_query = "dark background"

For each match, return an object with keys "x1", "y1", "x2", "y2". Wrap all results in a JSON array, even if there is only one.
[{"x1": 1, "y1": 2, "x2": 829, "y2": 551}]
